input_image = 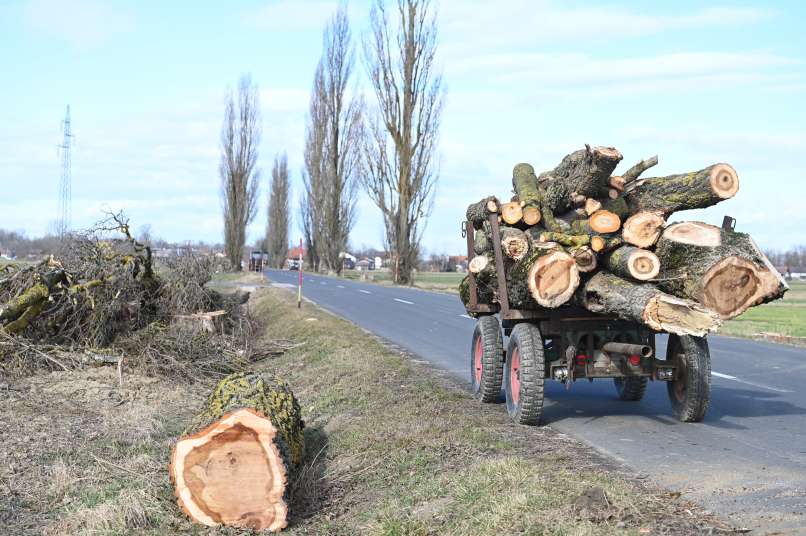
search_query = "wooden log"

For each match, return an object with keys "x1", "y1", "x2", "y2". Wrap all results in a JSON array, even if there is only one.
[
  {"x1": 590, "y1": 235, "x2": 623, "y2": 253},
  {"x1": 624, "y1": 163, "x2": 739, "y2": 216},
  {"x1": 500, "y1": 201, "x2": 523, "y2": 225},
  {"x1": 577, "y1": 272, "x2": 721, "y2": 336},
  {"x1": 501, "y1": 227, "x2": 530, "y2": 261},
  {"x1": 509, "y1": 242, "x2": 579, "y2": 308},
  {"x1": 512, "y1": 163, "x2": 542, "y2": 225},
  {"x1": 173, "y1": 310, "x2": 227, "y2": 334},
  {"x1": 622, "y1": 211, "x2": 665, "y2": 248},
  {"x1": 569, "y1": 210, "x2": 621, "y2": 235},
  {"x1": 584, "y1": 198, "x2": 602, "y2": 216},
  {"x1": 604, "y1": 246, "x2": 660, "y2": 281},
  {"x1": 170, "y1": 372, "x2": 305, "y2": 532},
  {"x1": 654, "y1": 222, "x2": 788, "y2": 319},
  {"x1": 468, "y1": 253, "x2": 496, "y2": 281},
  {"x1": 473, "y1": 221, "x2": 492, "y2": 255},
  {"x1": 539, "y1": 232, "x2": 590, "y2": 248},
  {"x1": 621, "y1": 155, "x2": 658, "y2": 184},
  {"x1": 538, "y1": 145, "x2": 623, "y2": 213},
  {"x1": 459, "y1": 273, "x2": 496, "y2": 313},
  {"x1": 609, "y1": 176, "x2": 625, "y2": 191},
  {"x1": 466, "y1": 196, "x2": 499, "y2": 229},
  {"x1": 570, "y1": 246, "x2": 597, "y2": 273}
]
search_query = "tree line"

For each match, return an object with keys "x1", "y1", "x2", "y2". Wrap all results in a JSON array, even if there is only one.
[{"x1": 220, "y1": 0, "x2": 442, "y2": 284}]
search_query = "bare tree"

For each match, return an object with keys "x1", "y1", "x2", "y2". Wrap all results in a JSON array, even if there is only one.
[
  {"x1": 220, "y1": 75, "x2": 261, "y2": 271},
  {"x1": 361, "y1": 0, "x2": 444, "y2": 284},
  {"x1": 266, "y1": 153, "x2": 290, "y2": 268},
  {"x1": 300, "y1": 4, "x2": 362, "y2": 275}
]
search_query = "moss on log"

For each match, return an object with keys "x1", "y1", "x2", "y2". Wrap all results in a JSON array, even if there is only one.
[
  {"x1": 538, "y1": 146, "x2": 623, "y2": 213},
  {"x1": 459, "y1": 274, "x2": 497, "y2": 314},
  {"x1": 539, "y1": 232, "x2": 591, "y2": 248},
  {"x1": 512, "y1": 163, "x2": 542, "y2": 225},
  {"x1": 466, "y1": 196, "x2": 499, "y2": 230},
  {"x1": 171, "y1": 372, "x2": 304, "y2": 532},
  {"x1": 655, "y1": 222, "x2": 788, "y2": 319},
  {"x1": 577, "y1": 272, "x2": 721, "y2": 336},
  {"x1": 473, "y1": 221, "x2": 492, "y2": 255},
  {"x1": 625, "y1": 163, "x2": 739, "y2": 216}
]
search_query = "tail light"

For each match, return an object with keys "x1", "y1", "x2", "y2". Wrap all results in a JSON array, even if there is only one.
[{"x1": 628, "y1": 354, "x2": 642, "y2": 366}]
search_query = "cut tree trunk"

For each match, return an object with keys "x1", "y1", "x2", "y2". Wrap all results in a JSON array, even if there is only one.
[
  {"x1": 466, "y1": 196, "x2": 499, "y2": 230},
  {"x1": 590, "y1": 235, "x2": 623, "y2": 253},
  {"x1": 625, "y1": 163, "x2": 739, "y2": 216},
  {"x1": 170, "y1": 372, "x2": 305, "y2": 532},
  {"x1": 538, "y1": 145, "x2": 623, "y2": 213},
  {"x1": 569, "y1": 210, "x2": 621, "y2": 234},
  {"x1": 570, "y1": 246, "x2": 597, "y2": 273},
  {"x1": 500, "y1": 201, "x2": 523, "y2": 225},
  {"x1": 577, "y1": 272, "x2": 721, "y2": 336},
  {"x1": 604, "y1": 246, "x2": 660, "y2": 281},
  {"x1": 500, "y1": 227, "x2": 530, "y2": 261},
  {"x1": 655, "y1": 222, "x2": 788, "y2": 319},
  {"x1": 512, "y1": 163, "x2": 542, "y2": 225},
  {"x1": 473, "y1": 221, "x2": 492, "y2": 255},
  {"x1": 622, "y1": 211, "x2": 665, "y2": 248},
  {"x1": 509, "y1": 242, "x2": 579, "y2": 308},
  {"x1": 468, "y1": 253, "x2": 497, "y2": 281},
  {"x1": 584, "y1": 198, "x2": 602, "y2": 216}
]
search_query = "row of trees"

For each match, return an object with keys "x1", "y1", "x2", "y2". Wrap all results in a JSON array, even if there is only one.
[{"x1": 220, "y1": 0, "x2": 442, "y2": 284}]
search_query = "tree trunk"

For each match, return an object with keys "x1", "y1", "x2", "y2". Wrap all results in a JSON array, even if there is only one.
[
  {"x1": 624, "y1": 163, "x2": 739, "y2": 216},
  {"x1": 170, "y1": 372, "x2": 305, "y2": 532},
  {"x1": 655, "y1": 222, "x2": 788, "y2": 319},
  {"x1": 500, "y1": 227, "x2": 530, "y2": 261},
  {"x1": 473, "y1": 221, "x2": 491, "y2": 255},
  {"x1": 512, "y1": 163, "x2": 542, "y2": 225},
  {"x1": 577, "y1": 272, "x2": 721, "y2": 336},
  {"x1": 622, "y1": 211, "x2": 665, "y2": 248},
  {"x1": 509, "y1": 242, "x2": 578, "y2": 308},
  {"x1": 466, "y1": 196, "x2": 498, "y2": 230},
  {"x1": 604, "y1": 246, "x2": 660, "y2": 281},
  {"x1": 538, "y1": 146, "x2": 623, "y2": 213},
  {"x1": 459, "y1": 273, "x2": 497, "y2": 313},
  {"x1": 621, "y1": 154, "x2": 658, "y2": 184}
]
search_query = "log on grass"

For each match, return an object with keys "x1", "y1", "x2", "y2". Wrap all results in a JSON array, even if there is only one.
[
  {"x1": 622, "y1": 211, "x2": 665, "y2": 248},
  {"x1": 625, "y1": 164, "x2": 739, "y2": 216},
  {"x1": 509, "y1": 242, "x2": 579, "y2": 308},
  {"x1": 604, "y1": 246, "x2": 660, "y2": 281},
  {"x1": 466, "y1": 196, "x2": 499, "y2": 229},
  {"x1": 577, "y1": 272, "x2": 721, "y2": 336},
  {"x1": 512, "y1": 163, "x2": 542, "y2": 225},
  {"x1": 538, "y1": 145, "x2": 623, "y2": 213},
  {"x1": 170, "y1": 372, "x2": 305, "y2": 532},
  {"x1": 654, "y1": 222, "x2": 788, "y2": 319}
]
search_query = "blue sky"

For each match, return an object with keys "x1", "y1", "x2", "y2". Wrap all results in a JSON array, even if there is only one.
[{"x1": 1, "y1": 0, "x2": 805, "y2": 255}]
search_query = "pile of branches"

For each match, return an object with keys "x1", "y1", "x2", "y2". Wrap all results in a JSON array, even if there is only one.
[
  {"x1": 0, "y1": 213, "x2": 273, "y2": 380},
  {"x1": 461, "y1": 146, "x2": 788, "y2": 336}
]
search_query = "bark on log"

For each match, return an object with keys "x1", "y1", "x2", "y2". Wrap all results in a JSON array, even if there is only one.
[
  {"x1": 466, "y1": 196, "x2": 499, "y2": 230},
  {"x1": 538, "y1": 145, "x2": 623, "y2": 213},
  {"x1": 170, "y1": 372, "x2": 304, "y2": 532},
  {"x1": 509, "y1": 242, "x2": 579, "y2": 308},
  {"x1": 622, "y1": 211, "x2": 665, "y2": 248},
  {"x1": 473, "y1": 221, "x2": 492, "y2": 255},
  {"x1": 459, "y1": 274, "x2": 497, "y2": 313},
  {"x1": 539, "y1": 232, "x2": 590, "y2": 248},
  {"x1": 604, "y1": 246, "x2": 660, "y2": 281},
  {"x1": 655, "y1": 222, "x2": 788, "y2": 319},
  {"x1": 577, "y1": 272, "x2": 721, "y2": 336},
  {"x1": 621, "y1": 155, "x2": 658, "y2": 184},
  {"x1": 512, "y1": 163, "x2": 542, "y2": 225},
  {"x1": 624, "y1": 163, "x2": 739, "y2": 216}
]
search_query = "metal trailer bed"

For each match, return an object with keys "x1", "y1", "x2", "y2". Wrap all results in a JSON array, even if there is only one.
[{"x1": 463, "y1": 214, "x2": 711, "y2": 425}]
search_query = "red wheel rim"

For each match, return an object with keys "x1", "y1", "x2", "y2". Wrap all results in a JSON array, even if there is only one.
[
  {"x1": 473, "y1": 336, "x2": 483, "y2": 385},
  {"x1": 510, "y1": 348, "x2": 521, "y2": 404}
]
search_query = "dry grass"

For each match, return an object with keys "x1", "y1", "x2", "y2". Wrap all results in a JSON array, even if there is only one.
[{"x1": 0, "y1": 282, "x2": 731, "y2": 535}]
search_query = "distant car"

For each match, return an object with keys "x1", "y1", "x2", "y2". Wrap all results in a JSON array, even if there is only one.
[{"x1": 287, "y1": 259, "x2": 300, "y2": 270}]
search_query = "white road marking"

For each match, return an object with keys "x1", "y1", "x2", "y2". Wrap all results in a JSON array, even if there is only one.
[
  {"x1": 337, "y1": 285, "x2": 345, "y2": 289},
  {"x1": 460, "y1": 314, "x2": 473, "y2": 319},
  {"x1": 320, "y1": 282, "x2": 327, "y2": 285},
  {"x1": 359, "y1": 289, "x2": 372, "y2": 294},
  {"x1": 711, "y1": 371, "x2": 792, "y2": 393},
  {"x1": 394, "y1": 298, "x2": 414, "y2": 305}
]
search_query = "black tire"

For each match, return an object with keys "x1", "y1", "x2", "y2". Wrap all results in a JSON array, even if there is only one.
[
  {"x1": 614, "y1": 376, "x2": 648, "y2": 401},
  {"x1": 503, "y1": 323, "x2": 545, "y2": 425},
  {"x1": 666, "y1": 334, "x2": 711, "y2": 422},
  {"x1": 470, "y1": 315, "x2": 504, "y2": 403}
]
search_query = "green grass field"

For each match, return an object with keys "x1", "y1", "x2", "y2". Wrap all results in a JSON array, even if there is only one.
[
  {"x1": 341, "y1": 269, "x2": 464, "y2": 292},
  {"x1": 721, "y1": 279, "x2": 806, "y2": 339}
]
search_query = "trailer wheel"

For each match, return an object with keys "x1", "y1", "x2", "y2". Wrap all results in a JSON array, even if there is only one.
[
  {"x1": 470, "y1": 315, "x2": 504, "y2": 403},
  {"x1": 666, "y1": 334, "x2": 711, "y2": 422},
  {"x1": 504, "y1": 323, "x2": 545, "y2": 425},
  {"x1": 614, "y1": 377, "x2": 648, "y2": 401}
]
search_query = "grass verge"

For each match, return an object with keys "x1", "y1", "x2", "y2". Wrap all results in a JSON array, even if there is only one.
[
  {"x1": 721, "y1": 280, "x2": 806, "y2": 341},
  {"x1": 0, "y1": 282, "x2": 730, "y2": 535}
]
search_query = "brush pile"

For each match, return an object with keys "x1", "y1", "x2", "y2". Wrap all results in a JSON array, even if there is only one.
[
  {"x1": 460, "y1": 146, "x2": 788, "y2": 336},
  {"x1": 0, "y1": 213, "x2": 282, "y2": 380}
]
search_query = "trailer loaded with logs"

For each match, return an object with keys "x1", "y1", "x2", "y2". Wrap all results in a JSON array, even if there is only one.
[{"x1": 460, "y1": 145, "x2": 787, "y2": 425}]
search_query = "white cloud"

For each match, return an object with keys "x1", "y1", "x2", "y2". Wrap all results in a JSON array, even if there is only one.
[{"x1": 22, "y1": 0, "x2": 135, "y2": 48}]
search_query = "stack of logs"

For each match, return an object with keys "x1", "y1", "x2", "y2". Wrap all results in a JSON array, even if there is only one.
[{"x1": 460, "y1": 145, "x2": 787, "y2": 336}]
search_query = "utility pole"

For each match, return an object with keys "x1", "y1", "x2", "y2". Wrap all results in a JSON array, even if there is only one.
[{"x1": 57, "y1": 105, "x2": 74, "y2": 237}]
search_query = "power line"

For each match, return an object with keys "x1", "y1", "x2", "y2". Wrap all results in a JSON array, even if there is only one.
[{"x1": 57, "y1": 105, "x2": 74, "y2": 237}]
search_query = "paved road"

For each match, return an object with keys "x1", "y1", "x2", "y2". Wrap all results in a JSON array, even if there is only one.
[{"x1": 265, "y1": 269, "x2": 806, "y2": 532}]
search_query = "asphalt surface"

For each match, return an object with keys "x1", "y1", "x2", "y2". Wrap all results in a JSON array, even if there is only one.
[{"x1": 265, "y1": 268, "x2": 806, "y2": 532}]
